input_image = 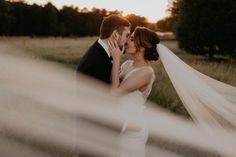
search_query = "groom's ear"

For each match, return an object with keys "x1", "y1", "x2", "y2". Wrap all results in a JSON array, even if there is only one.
[{"x1": 111, "y1": 30, "x2": 120, "y2": 41}]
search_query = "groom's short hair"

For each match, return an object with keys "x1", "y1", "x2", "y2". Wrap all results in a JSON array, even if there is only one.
[{"x1": 100, "y1": 15, "x2": 130, "y2": 39}]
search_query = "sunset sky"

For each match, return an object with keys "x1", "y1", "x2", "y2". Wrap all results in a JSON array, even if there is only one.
[{"x1": 25, "y1": 0, "x2": 170, "y2": 22}]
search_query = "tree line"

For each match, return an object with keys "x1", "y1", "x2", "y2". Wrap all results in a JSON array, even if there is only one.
[
  {"x1": 0, "y1": 0, "x2": 159, "y2": 37},
  {"x1": 2, "y1": 0, "x2": 235, "y2": 58},
  {"x1": 168, "y1": 0, "x2": 236, "y2": 59}
]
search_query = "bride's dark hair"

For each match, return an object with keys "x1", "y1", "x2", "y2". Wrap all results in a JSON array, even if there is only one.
[{"x1": 133, "y1": 27, "x2": 160, "y2": 61}]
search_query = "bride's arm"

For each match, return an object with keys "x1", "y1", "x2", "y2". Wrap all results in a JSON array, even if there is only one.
[
  {"x1": 111, "y1": 50, "x2": 121, "y2": 92},
  {"x1": 107, "y1": 39, "x2": 122, "y2": 93},
  {"x1": 117, "y1": 69, "x2": 152, "y2": 93}
]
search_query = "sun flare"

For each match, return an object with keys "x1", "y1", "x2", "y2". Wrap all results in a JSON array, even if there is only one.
[{"x1": 25, "y1": 0, "x2": 169, "y2": 22}]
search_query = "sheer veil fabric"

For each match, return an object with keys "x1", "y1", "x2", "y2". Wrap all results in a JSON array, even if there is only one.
[{"x1": 157, "y1": 44, "x2": 236, "y2": 129}]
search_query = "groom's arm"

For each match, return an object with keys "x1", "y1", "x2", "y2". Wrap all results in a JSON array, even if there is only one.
[{"x1": 77, "y1": 56, "x2": 95, "y2": 76}]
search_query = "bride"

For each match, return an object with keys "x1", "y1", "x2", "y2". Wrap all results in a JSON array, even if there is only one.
[
  {"x1": 108, "y1": 26, "x2": 160, "y2": 157},
  {"x1": 108, "y1": 25, "x2": 236, "y2": 157}
]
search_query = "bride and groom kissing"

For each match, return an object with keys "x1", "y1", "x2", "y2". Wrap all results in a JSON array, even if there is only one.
[
  {"x1": 76, "y1": 14, "x2": 236, "y2": 157},
  {"x1": 77, "y1": 15, "x2": 159, "y2": 99},
  {"x1": 77, "y1": 15, "x2": 159, "y2": 156}
]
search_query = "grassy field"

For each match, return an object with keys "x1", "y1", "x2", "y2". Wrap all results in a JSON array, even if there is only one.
[{"x1": 1, "y1": 37, "x2": 235, "y2": 117}]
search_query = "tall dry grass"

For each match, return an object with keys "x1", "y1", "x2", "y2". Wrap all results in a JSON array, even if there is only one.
[
  {"x1": 0, "y1": 37, "x2": 235, "y2": 117},
  {"x1": 0, "y1": 37, "x2": 96, "y2": 67}
]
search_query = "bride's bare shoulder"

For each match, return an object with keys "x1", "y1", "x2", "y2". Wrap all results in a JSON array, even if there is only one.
[{"x1": 140, "y1": 66, "x2": 154, "y2": 76}]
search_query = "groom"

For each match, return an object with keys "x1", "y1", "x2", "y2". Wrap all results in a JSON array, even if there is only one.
[{"x1": 77, "y1": 15, "x2": 131, "y2": 84}]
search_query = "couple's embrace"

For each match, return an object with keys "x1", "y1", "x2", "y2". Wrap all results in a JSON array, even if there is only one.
[
  {"x1": 77, "y1": 15, "x2": 159, "y2": 156},
  {"x1": 76, "y1": 15, "x2": 236, "y2": 156}
]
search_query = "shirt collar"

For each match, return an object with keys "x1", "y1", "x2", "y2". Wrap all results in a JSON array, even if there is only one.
[{"x1": 98, "y1": 38, "x2": 111, "y2": 58}]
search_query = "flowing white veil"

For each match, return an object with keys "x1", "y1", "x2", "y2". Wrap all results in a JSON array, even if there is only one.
[{"x1": 157, "y1": 44, "x2": 236, "y2": 129}]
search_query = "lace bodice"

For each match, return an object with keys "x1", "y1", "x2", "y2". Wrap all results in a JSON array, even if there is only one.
[{"x1": 119, "y1": 60, "x2": 155, "y2": 99}]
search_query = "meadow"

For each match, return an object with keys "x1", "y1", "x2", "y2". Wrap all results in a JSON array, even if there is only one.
[{"x1": 1, "y1": 37, "x2": 235, "y2": 117}]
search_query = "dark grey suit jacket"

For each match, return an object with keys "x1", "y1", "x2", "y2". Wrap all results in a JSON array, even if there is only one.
[{"x1": 77, "y1": 40, "x2": 112, "y2": 84}]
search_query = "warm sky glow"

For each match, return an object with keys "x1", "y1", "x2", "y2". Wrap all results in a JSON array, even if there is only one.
[{"x1": 25, "y1": 0, "x2": 170, "y2": 22}]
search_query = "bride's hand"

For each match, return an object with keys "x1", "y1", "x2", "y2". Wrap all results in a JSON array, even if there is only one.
[{"x1": 108, "y1": 39, "x2": 122, "y2": 62}]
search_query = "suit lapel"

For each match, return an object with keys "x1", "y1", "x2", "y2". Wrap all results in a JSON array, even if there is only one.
[{"x1": 95, "y1": 40, "x2": 112, "y2": 64}]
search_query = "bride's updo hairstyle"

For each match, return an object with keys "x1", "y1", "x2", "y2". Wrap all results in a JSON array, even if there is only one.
[{"x1": 133, "y1": 27, "x2": 160, "y2": 61}]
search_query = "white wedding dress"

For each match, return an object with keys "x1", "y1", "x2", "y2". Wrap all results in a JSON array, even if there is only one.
[{"x1": 115, "y1": 60, "x2": 155, "y2": 157}]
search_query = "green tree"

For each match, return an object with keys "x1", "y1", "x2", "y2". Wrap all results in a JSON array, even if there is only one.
[
  {"x1": 58, "y1": 6, "x2": 80, "y2": 36},
  {"x1": 26, "y1": 4, "x2": 43, "y2": 36},
  {"x1": 42, "y1": 2, "x2": 58, "y2": 36},
  {"x1": 0, "y1": 0, "x2": 15, "y2": 35},
  {"x1": 125, "y1": 14, "x2": 148, "y2": 32},
  {"x1": 169, "y1": 0, "x2": 236, "y2": 59},
  {"x1": 9, "y1": 1, "x2": 29, "y2": 35},
  {"x1": 0, "y1": 1, "x2": 158, "y2": 37},
  {"x1": 156, "y1": 17, "x2": 174, "y2": 32}
]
